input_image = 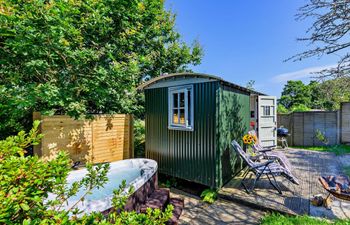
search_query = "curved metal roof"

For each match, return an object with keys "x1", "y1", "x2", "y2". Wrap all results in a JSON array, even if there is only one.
[{"x1": 137, "y1": 72, "x2": 265, "y2": 95}]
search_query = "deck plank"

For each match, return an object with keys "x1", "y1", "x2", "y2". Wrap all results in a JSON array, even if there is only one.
[{"x1": 219, "y1": 148, "x2": 350, "y2": 219}]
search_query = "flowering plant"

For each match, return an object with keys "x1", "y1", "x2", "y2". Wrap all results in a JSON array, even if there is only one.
[
  {"x1": 242, "y1": 133, "x2": 258, "y2": 156},
  {"x1": 242, "y1": 133, "x2": 257, "y2": 146}
]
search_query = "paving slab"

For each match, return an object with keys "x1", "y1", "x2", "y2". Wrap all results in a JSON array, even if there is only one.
[{"x1": 170, "y1": 188, "x2": 266, "y2": 225}]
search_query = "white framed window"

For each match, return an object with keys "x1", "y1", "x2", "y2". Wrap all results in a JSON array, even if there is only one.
[
  {"x1": 168, "y1": 85, "x2": 194, "y2": 131},
  {"x1": 262, "y1": 106, "x2": 273, "y2": 116}
]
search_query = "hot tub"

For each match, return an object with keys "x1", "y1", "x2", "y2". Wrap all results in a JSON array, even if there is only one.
[{"x1": 47, "y1": 158, "x2": 158, "y2": 214}]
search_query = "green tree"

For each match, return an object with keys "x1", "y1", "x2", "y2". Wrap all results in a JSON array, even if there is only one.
[
  {"x1": 318, "y1": 77, "x2": 350, "y2": 110},
  {"x1": 0, "y1": 0, "x2": 203, "y2": 137},
  {"x1": 277, "y1": 104, "x2": 289, "y2": 114},
  {"x1": 308, "y1": 80, "x2": 322, "y2": 109},
  {"x1": 278, "y1": 78, "x2": 350, "y2": 112},
  {"x1": 279, "y1": 80, "x2": 312, "y2": 109}
]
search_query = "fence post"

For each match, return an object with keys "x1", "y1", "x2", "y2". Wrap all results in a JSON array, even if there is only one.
[
  {"x1": 32, "y1": 112, "x2": 42, "y2": 156},
  {"x1": 337, "y1": 109, "x2": 341, "y2": 145},
  {"x1": 129, "y1": 115, "x2": 134, "y2": 158}
]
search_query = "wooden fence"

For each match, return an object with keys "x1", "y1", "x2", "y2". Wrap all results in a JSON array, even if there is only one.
[
  {"x1": 33, "y1": 113, "x2": 134, "y2": 164},
  {"x1": 341, "y1": 102, "x2": 350, "y2": 143},
  {"x1": 278, "y1": 111, "x2": 339, "y2": 146},
  {"x1": 278, "y1": 102, "x2": 350, "y2": 146}
]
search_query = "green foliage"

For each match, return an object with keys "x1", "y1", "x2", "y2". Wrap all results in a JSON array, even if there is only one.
[
  {"x1": 246, "y1": 80, "x2": 255, "y2": 91},
  {"x1": 134, "y1": 119, "x2": 145, "y2": 158},
  {"x1": 277, "y1": 104, "x2": 289, "y2": 114},
  {"x1": 317, "y1": 77, "x2": 350, "y2": 110},
  {"x1": 261, "y1": 213, "x2": 350, "y2": 225},
  {"x1": 163, "y1": 177, "x2": 178, "y2": 188},
  {"x1": 109, "y1": 180, "x2": 173, "y2": 225},
  {"x1": 200, "y1": 189, "x2": 217, "y2": 204},
  {"x1": 342, "y1": 166, "x2": 350, "y2": 178},
  {"x1": 279, "y1": 81, "x2": 312, "y2": 110},
  {"x1": 279, "y1": 78, "x2": 350, "y2": 113},
  {"x1": 290, "y1": 104, "x2": 311, "y2": 112},
  {"x1": 0, "y1": 121, "x2": 71, "y2": 223},
  {"x1": 0, "y1": 122, "x2": 172, "y2": 224},
  {"x1": 315, "y1": 129, "x2": 329, "y2": 146},
  {"x1": 0, "y1": 0, "x2": 203, "y2": 138},
  {"x1": 113, "y1": 205, "x2": 173, "y2": 225}
]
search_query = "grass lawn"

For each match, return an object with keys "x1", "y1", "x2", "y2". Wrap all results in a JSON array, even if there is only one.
[
  {"x1": 342, "y1": 166, "x2": 350, "y2": 177},
  {"x1": 291, "y1": 145, "x2": 350, "y2": 155},
  {"x1": 261, "y1": 213, "x2": 350, "y2": 225}
]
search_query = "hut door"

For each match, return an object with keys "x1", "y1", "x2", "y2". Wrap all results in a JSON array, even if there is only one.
[{"x1": 258, "y1": 96, "x2": 277, "y2": 147}]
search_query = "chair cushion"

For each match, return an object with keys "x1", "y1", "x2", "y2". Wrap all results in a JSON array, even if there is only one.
[
  {"x1": 264, "y1": 151, "x2": 292, "y2": 171},
  {"x1": 256, "y1": 162, "x2": 299, "y2": 185}
]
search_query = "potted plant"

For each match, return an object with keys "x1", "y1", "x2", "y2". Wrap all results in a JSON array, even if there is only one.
[{"x1": 242, "y1": 133, "x2": 257, "y2": 156}]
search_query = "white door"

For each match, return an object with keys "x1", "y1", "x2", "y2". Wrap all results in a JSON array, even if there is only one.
[{"x1": 258, "y1": 96, "x2": 277, "y2": 147}]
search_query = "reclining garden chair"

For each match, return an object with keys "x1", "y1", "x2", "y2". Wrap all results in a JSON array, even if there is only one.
[
  {"x1": 248, "y1": 130, "x2": 292, "y2": 171},
  {"x1": 248, "y1": 130, "x2": 276, "y2": 151},
  {"x1": 231, "y1": 140, "x2": 299, "y2": 194}
]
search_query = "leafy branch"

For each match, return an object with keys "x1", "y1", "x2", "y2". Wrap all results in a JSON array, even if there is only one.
[{"x1": 287, "y1": 0, "x2": 350, "y2": 78}]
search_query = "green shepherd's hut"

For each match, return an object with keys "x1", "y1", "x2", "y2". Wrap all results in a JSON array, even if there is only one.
[{"x1": 138, "y1": 73, "x2": 274, "y2": 188}]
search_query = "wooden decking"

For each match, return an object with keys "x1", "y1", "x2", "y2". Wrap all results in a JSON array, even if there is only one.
[{"x1": 218, "y1": 148, "x2": 350, "y2": 219}]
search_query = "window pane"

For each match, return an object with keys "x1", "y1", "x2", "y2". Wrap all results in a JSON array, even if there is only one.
[
  {"x1": 187, "y1": 90, "x2": 191, "y2": 125},
  {"x1": 173, "y1": 109, "x2": 179, "y2": 124},
  {"x1": 179, "y1": 109, "x2": 185, "y2": 124},
  {"x1": 173, "y1": 93, "x2": 178, "y2": 108},
  {"x1": 262, "y1": 106, "x2": 271, "y2": 116},
  {"x1": 179, "y1": 92, "x2": 185, "y2": 107}
]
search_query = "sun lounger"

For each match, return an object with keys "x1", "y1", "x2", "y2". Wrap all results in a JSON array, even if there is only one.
[{"x1": 232, "y1": 140, "x2": 299, "y2": 194}]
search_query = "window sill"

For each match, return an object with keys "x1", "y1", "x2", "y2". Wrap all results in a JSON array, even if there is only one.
[{"x1": 168, "y1": 125, "x2": 194, "y2": 132}]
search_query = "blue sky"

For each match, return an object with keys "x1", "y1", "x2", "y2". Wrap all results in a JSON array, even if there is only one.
[{"x1": 165, "y1": 0, "x2": 340, "y2": 97}]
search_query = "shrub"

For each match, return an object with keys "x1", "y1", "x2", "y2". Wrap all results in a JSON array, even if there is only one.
[
  {"x1": 134, "y1": 119, "x2": 145, "y2": 158},
  {"x1": 315, "y1": 129, "x2": 329, "y2": 146},
  {"x1": 200, "y1": 189, "x2": 217, "y2": 204},
  {"x1": 277, "y1": 104, "x2": 289, "y2": 114},
  {"x1": 291, "y1": 104, "x2": 311, "y2": 112},
  {"x1": 0, "y1": 121, "x2": 172, "y2": 224}
]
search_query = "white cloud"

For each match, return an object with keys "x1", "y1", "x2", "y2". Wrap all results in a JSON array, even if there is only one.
[{"x1": 271, "y1": 64, "x2": 337, "y2": 83}]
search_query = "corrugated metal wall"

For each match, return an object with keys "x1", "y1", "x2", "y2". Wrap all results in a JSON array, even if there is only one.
[
  {"x1": 216, "y1": 84, "x2": 250, "y2": 187},
  {"x1": 145, "y1": 82, "x2": 219, "y2": 187}
]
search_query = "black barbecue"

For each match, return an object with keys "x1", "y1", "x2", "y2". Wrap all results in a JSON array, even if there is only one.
[
  {"x1": 277, "y1": 127, "x2": 289, "y2": 137},
  {"x1": 277, "y1": 127, "x2": 289, "y2": 148}
]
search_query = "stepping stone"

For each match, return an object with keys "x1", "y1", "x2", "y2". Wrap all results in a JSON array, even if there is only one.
[
  {"x1": 166, "y1": 198, "x2": 184, "y2": 225},
  {"x1": 140, "y1": 188, "x2": 170, "y2": 213}
]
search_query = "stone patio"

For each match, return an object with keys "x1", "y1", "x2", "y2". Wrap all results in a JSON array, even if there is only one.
[
  {"x1": 218, "y1": 148, "x2": 350, "y2": 220},
  {"x1": 170, "y1": 188, "x2": 265, "y2": 225}
]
